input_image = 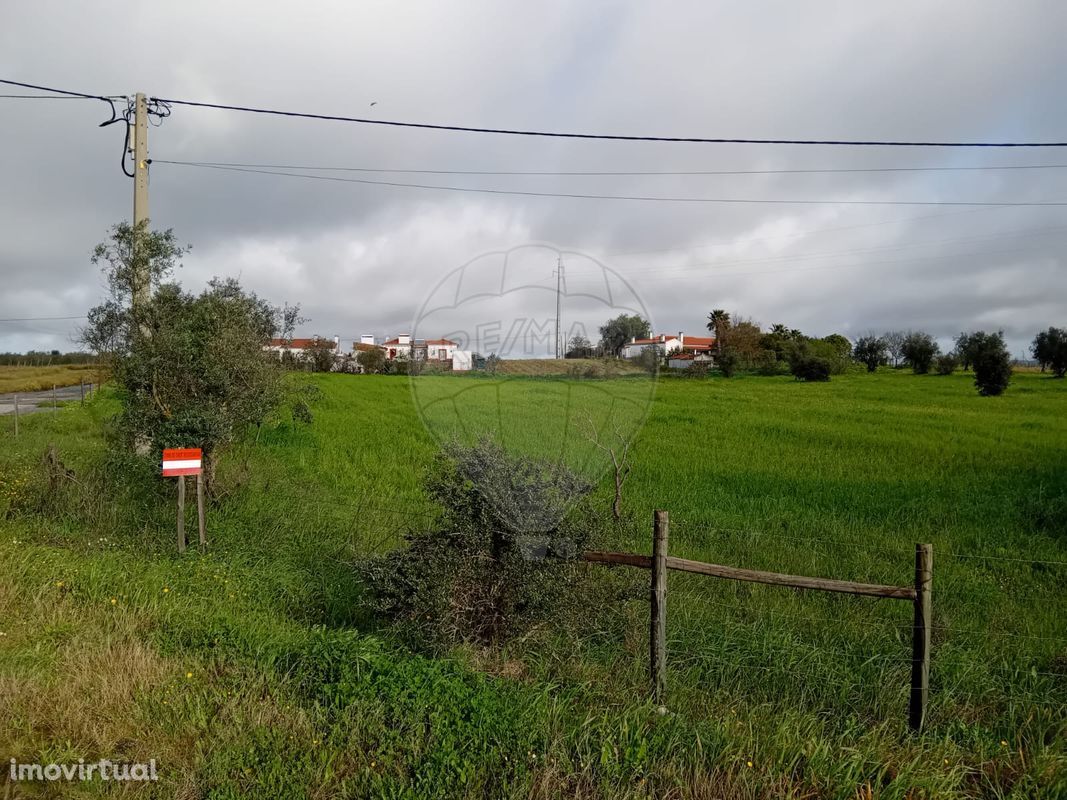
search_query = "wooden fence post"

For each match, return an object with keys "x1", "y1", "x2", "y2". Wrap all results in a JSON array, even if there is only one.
[
  {"x1": 13, "y1": 394, "x2": 18, "y2": 438},
  {"x1": 177, "y1": 477, "x2": 187, "y2": 554},
  {"x1": 196, "y1": 472, "x2": 207, "y2": 550},
  {"x1": 80, "y1": 380, "x2": 85, "y2": 403},
  {"x1": 650, "y1": 510, "x2": 669, "y2": 703},
  {"x1": 52, "y1": 384, "x2": 57, "y2": 412},
  {"x1": 909, "y1": 543, "x2": 932, "y2": 731}
]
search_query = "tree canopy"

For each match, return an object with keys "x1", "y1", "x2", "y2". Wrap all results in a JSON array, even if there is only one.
[
  {"x1": 598, "y1": 314, "x2": 650, "y2": 356},
  {"x1": 1032, "y1": 327, "x2": 1067, "y2": 377},
  {"x1": 81, "y1": 222, "x2": 300, "y2": 489}
]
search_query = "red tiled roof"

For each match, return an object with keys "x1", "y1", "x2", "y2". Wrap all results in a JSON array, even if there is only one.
[
  {"x1": 268, "y1": 338, "x2": 337, "y2": 349},
  {"x1": 629, "y1": 334, "x2": 715, "y2": 348},
  {"x1": 381, "y1": 338, "x2": 404, "y2": 346},
  {"x1": 353, "y1": 343, "x2": 378, "y2": 352},
  {"x1": 425, "y1": 339, "x2": 457, "y2": 346}
]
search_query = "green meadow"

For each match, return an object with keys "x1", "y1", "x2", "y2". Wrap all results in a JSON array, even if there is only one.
[{"x1": 1, "y1": 369, "x2": 1064, "y2": 798}]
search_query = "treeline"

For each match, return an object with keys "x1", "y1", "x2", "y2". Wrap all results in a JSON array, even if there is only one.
[
  {"x1": 593, "y1": 311, "x2": 1066, "y2": 397},
  {"x1": 0, "y1": 351, "x2": 99, "y2": 367}
]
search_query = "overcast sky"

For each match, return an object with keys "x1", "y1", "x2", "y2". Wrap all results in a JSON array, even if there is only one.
[{"x1": 2, "y1": 1, "x2": 1065, "y2": 357}]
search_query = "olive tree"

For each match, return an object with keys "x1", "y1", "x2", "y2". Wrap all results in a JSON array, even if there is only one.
[
  {"x1": 1032, "y1": 327, "x2": 1067, "y2": 377},
  {"x1": 853, "y1": 335, "x2": 887, "y2": 372},
  {"x1": 901, "y1": 331, "x2": 939, "y2": 374},
  {"x1": 81, "y1": 222, "x2": 300, "y2": 491},
  {"x1": 970, "y1": 331, "x2": 1012, "y2": 396}
]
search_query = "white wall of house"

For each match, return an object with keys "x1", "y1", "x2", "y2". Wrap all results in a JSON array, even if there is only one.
[{"x1": 621, "y1": 334, "x2": 682, "y2": 359}]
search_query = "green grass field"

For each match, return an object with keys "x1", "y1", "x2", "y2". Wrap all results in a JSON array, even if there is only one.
[{"x1": 1, "y1": 370, "x2": 1064, "y2": 798}]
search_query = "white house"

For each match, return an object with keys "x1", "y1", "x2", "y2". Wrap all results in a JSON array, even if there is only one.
[
  {"x1": 381, "y1": 334, "x2": 459, "y2": 362},
  {"x1": 667, "y1": 352, "x2": 715, "y2": 369},
  {"x1": 620, "y1": 332, "x2": 715, "y2": 360}
]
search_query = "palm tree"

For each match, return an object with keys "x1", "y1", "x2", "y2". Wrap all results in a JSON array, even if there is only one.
[{"x1": 706, "y1": 309, "x2": 731, "y2": 356}]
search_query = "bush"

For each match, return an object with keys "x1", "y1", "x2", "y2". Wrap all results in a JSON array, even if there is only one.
[
  {"x1": 360, "y1": 439, "x2": 594, "y2": 648},
  {"x1": 934, "y1": 353, "x2": 959, "y2": 375},
  {"x1": 717, "y1": 348, "x2": 739, "y2": 378},
  {"x1": 970, "y1": 331, "x2": 1012, "y2": 396},
  {"x1": 357, "y1": 347, "x2": 386, "y2": 374},
  {"x1": 683, "y1": 361, "x2": 711, "y2": 378},
  {"x1": 785, "y1": 339, "x2": 841, "y2": 381},
  {"x1": 754, "y1": 350, "x2": 785, "y2": 376},
  {"x1": 789, "y1": 354, "x2": 831, "y2": 382}
]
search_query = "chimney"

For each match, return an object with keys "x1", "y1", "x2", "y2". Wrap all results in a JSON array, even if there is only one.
[
  {"x1": 398, "y1": 334, "x2": 410, "y2": 345},
  {"x1": 660, "y1": 334, "x2": 666, "y2": 343},
  {"x1": 360, "y1": 334, "x2": 375, "y2": 345},
  {"x1": 631, "y1": 336, "x2": 636, "y2": 343},
  {"x1": 678, "y1": 331, "x2": 684, "y2": 346},
  {"x1": 333, "y1": 335, "x2": 340, "y2": 349}
]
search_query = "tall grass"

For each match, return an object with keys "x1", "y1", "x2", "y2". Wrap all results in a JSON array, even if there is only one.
[
  {"x1": 0, "y1": 364, "x2": 102, "y2": 394},
  {"x1": 0, "y1": 370, "x2": 1064, "y2": 797}
]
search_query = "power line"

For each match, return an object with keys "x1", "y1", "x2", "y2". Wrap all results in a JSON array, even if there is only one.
[
  {"x1": 155, "y1": 159, "x2": 1067, "y2": 177},
  {"x1": 150, "y1": 94, "x2": 1067, "y2": 147},
  {"x1": 153, "y1": 160, "x2": 1067, "y2": 207},
  {"x1": 0, "y1": 94, "x2": 106, "y2": 100},
  {"x1": 0, "y1": 78, "x2": 123, "y2": 102}
]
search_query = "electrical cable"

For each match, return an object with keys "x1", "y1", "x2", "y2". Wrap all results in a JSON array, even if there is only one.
[
  {"x1": 152, "y1": 160, "x2": 1067, "y2": 207},
  {"x1": 149, "y1": 94, "x2": 1067, "y2": 147},
  {"x1": 158, "y1": 158, "x2": 1067, "y2": 177}
]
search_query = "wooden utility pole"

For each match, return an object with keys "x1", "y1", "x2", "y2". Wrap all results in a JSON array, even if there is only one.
[
  {"x1": 910, "y1": 543, "x2": 933, "y2": 731},
  {"x1": 554, "y1": 256, "x2": 563, "y2": 359},
  {"x1": 132, "y1": 92, "x2": 150, "y2": 313},
  {"x1": 196, "y1": 472, "x2": 207, "y2": 550},
  {"x1": 650, "y1": 510, "x2": 669, "y2": 703},
  {"x1": 176, "y1": 477, "x2": 186, "y2": 554}
]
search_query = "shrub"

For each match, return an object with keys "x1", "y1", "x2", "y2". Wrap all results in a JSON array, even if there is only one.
[
  {"x1": 683, "y1": 361, "x2": 711, "y2": 378},
  {"x1": 901, "y1": 331, "x2": 939, "y2": 374},
  {"x1": 356, "y1": 347, "x2": 386, "y2": 374},
  {"x1": 789, "y1": 354, "x2": 831, "y2": 382},
  {"x1": 785, "y1": 339, "x2": 843, "y2": 381},
  {"x1": 754, "y1": 349, "x2": 785, "y2": 376},
  {"x1": 717, "y1": 348, "x2": 739, "y2": 378},
  {"x1": 970, "y1": 331, "x2": 1012, "y2": 396},
  {"x1": 304, "y1": 338, "x2": 338, "y2": 372},
  {"x1": 360, "y1": 439, "x2": 594, "y2": 648},
  {"x1": 934, "y1": 353, "x2": 959, "y2": 375}
]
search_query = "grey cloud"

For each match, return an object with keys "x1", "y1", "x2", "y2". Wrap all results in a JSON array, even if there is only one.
[{"x1": 1, "y1": 1, "x2": 1065, "y2": 355}]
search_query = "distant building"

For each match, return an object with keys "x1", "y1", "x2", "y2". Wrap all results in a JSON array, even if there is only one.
[
  {"x1": 667, "y1": 352, "x2": 714, "y2": 369},
  {"x1": 264, "y1": 335, "x2": 339, "y2": 359},
  {"x1": 621, "y1": 332, "x2": 715, "y2": 360},
  {"x1": 381, "y1": 334, "x2": 459, "y2": 362}
]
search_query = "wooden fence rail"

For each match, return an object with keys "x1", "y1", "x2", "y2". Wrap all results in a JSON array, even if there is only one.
[{"x1": 581, "y1": 510, "x2": 932, "y2": 731}]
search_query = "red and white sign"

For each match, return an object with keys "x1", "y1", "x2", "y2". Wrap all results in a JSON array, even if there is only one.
[{"x1": 162, "y1": 448, "x2": 202, "y2": 477}]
